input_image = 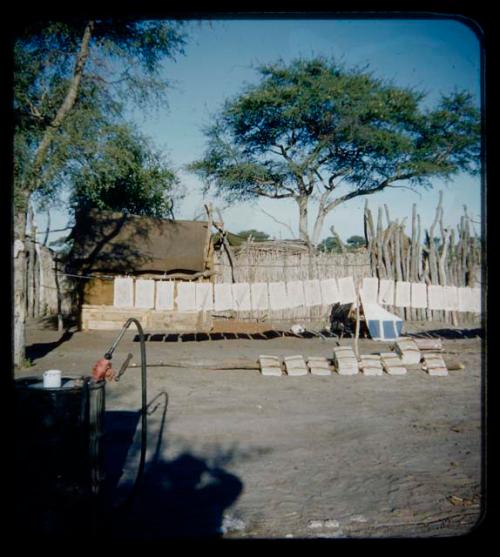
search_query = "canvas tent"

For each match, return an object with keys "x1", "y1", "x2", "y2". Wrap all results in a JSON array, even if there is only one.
[{"x1": 69, "y1": 209, "x2": 211, "y2": 275}]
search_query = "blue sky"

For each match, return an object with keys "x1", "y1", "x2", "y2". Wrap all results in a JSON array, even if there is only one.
[{"x1": 35, "y1": 16, "x2": 483, "y2": 243}]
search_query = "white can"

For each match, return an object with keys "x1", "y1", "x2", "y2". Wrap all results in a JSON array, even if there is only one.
[{"x1": 43, "y1": 369, "x2": 62, "y2": 389}]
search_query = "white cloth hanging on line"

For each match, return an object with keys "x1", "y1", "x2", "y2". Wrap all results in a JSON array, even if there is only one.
[
  {"x1": 155, "y1": 280, "x2": 174, "y2": 310},
  {"x1": 319, "y1": 278, "x2": 339, "y2": 305},
  {"x1": 394, "y1": 281, "x2": 411, "y2": 307},
  {"x1": 286, "y1": 280, "x2": 305, "y2": 308},
  {"x1": 250, "y1": 282, "x2": 269, "y2": 311},
  {"x1": 471, "y1": 287, "x2": 481, "y2": 313},
  {"x1": 338, "y1": 276, "x2": 356, "y2": 304},
  {"x1": 176, "y1": 281, "x2": 197, "y2": 312},
  {"x1": 378, "y1": 279, "x2": 395, "y2": 306},
  {"x1": 268, "y1": 281, "x2": 288, "y2": 310},
  {"x1": 114, "y1": 277, "x2": 134, "y2": 308},
  {"x1": 362, "y1": 277, "x2": 379, "y2": 304},
  {"x1": 410, "y1": 282, "x2": 427, "y2": 309},
  {"x1": 443, "y1": 286, "x2": 459, "y2": 312},
  {"x1": 214, "y1": 283, "x2": 234, "y2": 311},
  {"x1": 195, "y1": 282, "x2": 213, "y2": 311},
  {"x1": 427, "y1": 285, "x2": 445, "y2": 310},
  {"x1": 134, "y1": 279, "x2": 155, "y2": 309},
  {"x1": 303, "y1": 279, "x2": 322, "y2": 307},
  {"x1": 232, "y1": 282, "x2": 252, "y2": 311}
]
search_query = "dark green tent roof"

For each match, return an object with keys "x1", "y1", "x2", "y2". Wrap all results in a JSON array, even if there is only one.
[{"x1": 70, "y1": 209, "x2": 210, "y2": 274}]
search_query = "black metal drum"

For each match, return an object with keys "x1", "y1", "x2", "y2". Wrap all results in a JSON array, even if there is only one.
[{"x1": 14, "y1": 376, "x2": 105, "y2": 535}]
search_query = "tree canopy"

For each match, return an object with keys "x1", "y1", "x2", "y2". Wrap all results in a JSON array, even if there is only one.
[
  {"x1": 13, "y1": 19, "x2": 187, "y2": 214},
  {"x1": 317, "y1": 236, "x2": 343, "y2": 253},
  {"x1": 189, "y1": 57, "x2": 481, "y2": 245},
  {"x1": 346, "y1": 235, "x2": 366, "y2": 248},
  {"x1": 69, "y1": 122, "x2": 180, "y2": 219},
  {"x1": 237, "y1": 229, "x2": 270, "y2": 242},
  {"x1": 12, "y1": 18, "x2": 187, "y2": 368}
]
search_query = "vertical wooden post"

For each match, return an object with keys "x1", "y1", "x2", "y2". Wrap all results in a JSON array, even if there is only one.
[
  {"x1": 353, "y1": 290, "x2": 360, "y2": 361},
  {"x1": 54, "y1": 257, "x2": 63, "y2": 332}
]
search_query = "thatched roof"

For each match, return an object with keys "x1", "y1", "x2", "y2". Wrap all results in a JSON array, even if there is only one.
[{"x1": 69, "y1": 209, "x2": 210, "y2": 275}]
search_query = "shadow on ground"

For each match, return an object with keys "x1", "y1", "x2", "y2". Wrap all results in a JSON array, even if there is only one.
[
  {"x1": 133, "y1": 327, "x2": 482, "y2": 344},
  {"x1": 101, "y1": 397, "x2": 244, "y2": 539},
  {"x1": 134, "y1": 330, "x2": 334, "y2": 343},
  {"x1": 14, "y1": 390, "x2": 244, "y2": 539},
  {"x1": 25, "y1": 330, "x2": 74, "y2": 362},
  {"x1": 406, "y1": 328, "x2": 483, "y2": 339}
]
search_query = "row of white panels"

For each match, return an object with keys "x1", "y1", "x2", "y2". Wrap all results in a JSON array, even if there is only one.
[{"x1": 113, "y1": 277, "x2": 481, "y2": 313}]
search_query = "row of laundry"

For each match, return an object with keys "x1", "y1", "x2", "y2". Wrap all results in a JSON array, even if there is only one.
[{"x1": 112, "y1": 276, "x2": 481, "y2": 313}]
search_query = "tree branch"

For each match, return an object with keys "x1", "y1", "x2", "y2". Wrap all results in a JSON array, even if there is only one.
[
  {"x1": 260, "y1": 206, "x2": 296, "y2": 238},
  {"x1": 29, "y1": 21, "x2": 95, "y2": 193}
]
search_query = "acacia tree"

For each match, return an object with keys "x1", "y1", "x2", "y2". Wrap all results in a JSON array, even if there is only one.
[
  {"x1": 189, "y1": 58, "x2": 481, "y2": 247},
  {"x1": 13, "y1": 19, "x2": 186, "y2": 367}
]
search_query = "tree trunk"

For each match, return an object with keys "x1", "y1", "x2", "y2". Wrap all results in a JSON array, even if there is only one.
[
  {"x1": 30, "y1": 21, "x2": 95, "y2": 185},
  {"x1": 311, "y1": 207, "x2": 328, "y2": 246},
  {"x1": 296, "y1": 196, "x2": 310, "y2": 244},
  {"x1": 13, "y1": 22, "x2": 95, "y2": 368},
  {"x1": 13, "y1": 203, "x2": 28, "y2": 368}
]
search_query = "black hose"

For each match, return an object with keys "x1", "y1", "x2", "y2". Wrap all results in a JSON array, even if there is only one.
[{"x1": 103, "y1": 318, "x2": 148, "y2": 508}]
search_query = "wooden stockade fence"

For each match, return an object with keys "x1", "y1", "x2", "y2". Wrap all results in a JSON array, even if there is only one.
[
  {"x1": 214, "y1": 240, "x2": 371, "y2": 284},
  {"x1": 363, "y1": 192, "x2": 482, "y2": 326},
  {"x1": 24, "y1": 236, "x2": 74, "y2": 322}
]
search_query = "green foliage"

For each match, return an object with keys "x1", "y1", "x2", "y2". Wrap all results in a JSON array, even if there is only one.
[
  {"x1": 237, "y1": 229, "x2": 270, "y2": 242},
  {"x1": 346, "y1": 235, "x2": 366, "y2": 248},
  {"x1": 13, "y1": 19, "x2": 187, "y2": 213},
  {"x1": 188, "y1": 57, "x2": 480, "y2": 242},
  {"x1": 69, "y1": 123, "x2": 180, "y2": 218},
  {"x1": 317, "y1": 236, "x2": 343, "y2": 253}
]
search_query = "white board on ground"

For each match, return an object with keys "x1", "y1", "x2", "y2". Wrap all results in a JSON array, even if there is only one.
[
  {"x1": 114, "y1": 277, "x2": 134, "y2": 308},
  {"x1": 214, "y1": 283, "x2": 234, "y2": 311},
  {"x1": 362, "y1": 277, "x2": 379, "y2": 304},
  {"x1": 411, "y1": 282, "x2": 427, "y2": 309},
  {"x1": 286, "y1": 281, "x2": 305, "y2": 308},
  {"x1": 250, "y1": 282, "x2": 269, "y2": 311},
  {"x1": 304, "y1": 279, "x2": 322, "y2": 307},
  {"x1": 155, "y1": 281, "x2": 174, "y2": 310},
  {"x1": 428, "y1": 285, "x2": 445, "y2": 310},
  {"x1": 269, "y1": 281, "x2": 288, "y2": 310},
  {"x1": 134, "y1": 279, "x2": 155, "y2": 309},
  {"x1": 232, "y1": 282, "x2": 252, "y2": 311},
  {"x1": 395, "y1": 281, "x2": 411, "y2": 307},
  {"x1": 195, "y1": 282, "x2": 213, "y2": 311},
  {"x1": 443, "y1": 286, "x2": 459, "y2": 311},
  {"x1": 378, "y1": 279, "x2": 395, "y2": 306},
  {"x1": 338, "y1": 276, "x2": 356, "y2": 304},
  {"x1": 319, "y1": 278, "x2": 339, "y2": 304},
  {"x1": 176, "y1": 281, "x2": 197, "y2": 312}
]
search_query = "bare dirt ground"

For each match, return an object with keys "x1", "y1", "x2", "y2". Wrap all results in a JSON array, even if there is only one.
[{"x1": 16, "y1": 317, "x2": 485, "y2": 539}]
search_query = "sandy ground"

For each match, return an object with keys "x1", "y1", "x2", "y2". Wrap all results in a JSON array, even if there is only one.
[{"x1": 16, "y1": 318, "x2": 485, "y2": 539}]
